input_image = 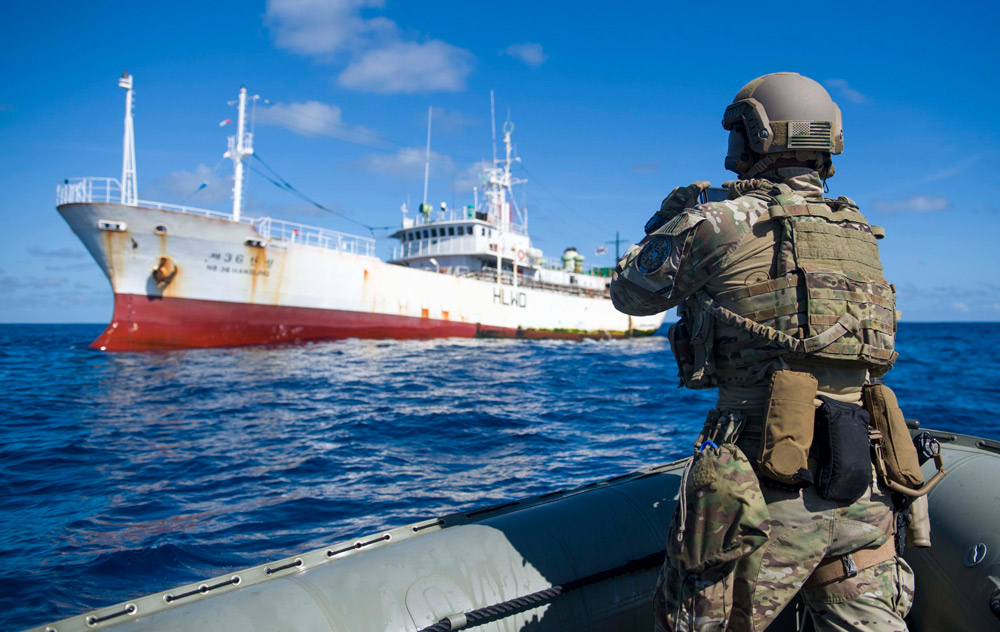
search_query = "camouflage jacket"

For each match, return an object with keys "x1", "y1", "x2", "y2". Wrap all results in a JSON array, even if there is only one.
[{"x1": 611, "y1": 169, "x2": 896, "y2": 389}]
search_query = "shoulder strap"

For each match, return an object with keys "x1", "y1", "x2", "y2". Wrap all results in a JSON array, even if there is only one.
[{"x1": 767, "y1": 186, "x2": 871, "y2": 226}]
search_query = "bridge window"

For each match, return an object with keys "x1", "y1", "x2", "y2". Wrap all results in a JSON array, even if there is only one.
[
  {"x1": 448, "y1": 227, "x2": 455, "y2": 236},
  {"x1": 431, "y1": 228, "x2": 437, "y2": 237},
  {"x1": 457, "y1": 226, "x2": 464, "y2": 236},
  {"x1": 423, "y1": 229, "x2": 429, "y2": 239},
  {"x1": 481, "y1": 227, "x2": 486, "y2": 236}
]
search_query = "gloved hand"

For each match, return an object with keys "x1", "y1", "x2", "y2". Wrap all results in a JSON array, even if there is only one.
[{"x1": 643, "y1": 181, "x2": 711, "y2": 234}]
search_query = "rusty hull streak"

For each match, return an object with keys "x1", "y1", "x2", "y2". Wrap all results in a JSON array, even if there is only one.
[
  {"x1": 361, "y1": 267, "x2": 373, "y2": 312},
  {"x1": 102, "y1": 229, "x2": 128, "y2": 291},
  {"x1": 271, "y1": 248, "x2": 286, "y2": 307},
  {"x1": 249, "y1": 243, "x2": 266, "y2": 304}
]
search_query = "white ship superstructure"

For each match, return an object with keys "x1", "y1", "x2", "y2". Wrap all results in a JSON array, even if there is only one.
[{"x1": 56, "y1": 75, "x2": 664, "y2": 350}]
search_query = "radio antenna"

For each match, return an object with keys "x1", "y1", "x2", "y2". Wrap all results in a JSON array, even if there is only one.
[
  {"x1": 422, "y1": 106, "x2": 432, "y2": 206},
  {"x1": 490, "y1": 90, "x2": 497, "y2": 164}
]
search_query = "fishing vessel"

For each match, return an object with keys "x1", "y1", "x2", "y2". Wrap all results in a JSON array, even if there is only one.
[
  {"x1": 56, "y1": 74, "x2": 663, "y2": 351},
  {"x1": 24, "y1": 427, "x2": 1000, "y2": 632}
]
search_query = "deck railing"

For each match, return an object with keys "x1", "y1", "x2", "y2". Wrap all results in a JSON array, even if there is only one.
[
  {"x1": 459, "y1": 268, "x2": 611, "y2": 298},
  {"x1": 253, "y1": 217, "x2": 375, "y2": 257},
  {"x1": 56, "y1": 177, "x2": 375, "y2": 258},
  {"x1": 57, "y1": 177, "x2": 234, "y2": 220},
  {"x1": 57, "y1": 177, "x2": 125, "y2": 206}
]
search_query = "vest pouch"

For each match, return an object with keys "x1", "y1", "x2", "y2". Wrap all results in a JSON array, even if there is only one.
[
  {"x1": 669, "y1": 443, "x2": 770, "y2": 573},
  {"x1": 814, "y1": 396, "x2": 873, "y2": 502},
  {"x1": 863, "y1": 383, "x2": 924, "y2": 489},
  {"x1": 758, "y1": 370, "x2": 818, "y2": 484},
  {"x1": 668, "y1": 299, "x2": 717, "y2": 389}
]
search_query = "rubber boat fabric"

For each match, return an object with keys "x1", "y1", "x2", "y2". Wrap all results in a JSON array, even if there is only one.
[{"x1": 25, "y1": 430, "x2": 1000, "y2": 632}]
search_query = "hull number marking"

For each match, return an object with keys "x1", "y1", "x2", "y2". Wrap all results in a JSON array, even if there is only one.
[{"x1": 205, "y1": 252, "x2": 274, "y2": 276}]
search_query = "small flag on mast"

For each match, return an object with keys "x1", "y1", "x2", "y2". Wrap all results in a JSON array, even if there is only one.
[
  {"x1": 219, "y1": 119, "x2": 232, "y2": 127},
  {"x1": 595, "y1": 245, "x2": 608, "y2": 255}
]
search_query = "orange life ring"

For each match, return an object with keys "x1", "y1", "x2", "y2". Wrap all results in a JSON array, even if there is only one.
[{"x1": 517, "y1": 249, "x2": 525, "y2": 261}]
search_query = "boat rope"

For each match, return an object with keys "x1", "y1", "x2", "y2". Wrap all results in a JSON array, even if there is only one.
[
  {"x1": 415, "y1": 549, "x2": 665, "y2": 632},
  {"x1": 250, "y1": 153, "x2": 395, "y2": 235}
]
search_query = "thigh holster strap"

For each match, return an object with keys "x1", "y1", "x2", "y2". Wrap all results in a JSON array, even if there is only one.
[{"x1": 804, "y1": 537, "x2": 897, "y2": 587}]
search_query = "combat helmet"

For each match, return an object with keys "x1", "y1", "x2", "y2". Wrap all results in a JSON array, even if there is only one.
[{"x1": 722, "y1": 72, "x2": 843, "y2": 178}]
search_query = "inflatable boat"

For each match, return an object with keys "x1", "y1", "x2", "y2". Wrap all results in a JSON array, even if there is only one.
[{"x1": 26, "y1": 429, "x2": 1000, "y2": 632}]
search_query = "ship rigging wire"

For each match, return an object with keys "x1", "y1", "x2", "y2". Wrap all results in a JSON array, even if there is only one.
[
  {"x1": 250, "y1": 105, "x2": 632, "y2": 254},
  {"x1": 250, "y1": 153, "x2": 395, "y2": 234}
]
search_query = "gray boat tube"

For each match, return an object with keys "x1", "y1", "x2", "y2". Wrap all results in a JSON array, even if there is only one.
[{"x1": 27, "y1": 431, "x2": 1000, "y2": 632}]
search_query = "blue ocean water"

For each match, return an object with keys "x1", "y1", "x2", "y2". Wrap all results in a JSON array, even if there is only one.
[{"x1": 1, "y1": 323, "x2": 998, "y2": 631}]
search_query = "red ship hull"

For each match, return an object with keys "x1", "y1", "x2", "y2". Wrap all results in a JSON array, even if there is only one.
[{"x1": 92, "y1": 293, "x2": 646, "y2": 351}]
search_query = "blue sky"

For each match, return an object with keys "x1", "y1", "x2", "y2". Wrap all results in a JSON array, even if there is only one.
[{"x1": 1, "y1": 0, "x2": 997, "y2": 323}]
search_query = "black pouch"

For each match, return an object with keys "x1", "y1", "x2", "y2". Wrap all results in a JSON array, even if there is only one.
[{"x1": 814, "y1": 395, "x2": 872, "y2": 502}]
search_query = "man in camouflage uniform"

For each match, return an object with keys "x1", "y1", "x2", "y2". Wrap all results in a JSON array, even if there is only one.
[{"x1": 611, "y1": 73, "x2": 914, "y2": 631}]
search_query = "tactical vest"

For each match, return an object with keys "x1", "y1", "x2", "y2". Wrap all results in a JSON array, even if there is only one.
[{"x1": 669, "y1": 183, "x2": 898, "y2": 388}]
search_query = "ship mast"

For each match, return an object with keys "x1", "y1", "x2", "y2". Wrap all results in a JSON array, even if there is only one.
[
  {"x1": 482, "y1": 107, "x2": 525, "y2": 234},
  {"x1": 225, "y1": 86, "x2": 255, "y2": 222},
  {"x1": 118, "y1": 71, "x2": 137, "y2": 206}
]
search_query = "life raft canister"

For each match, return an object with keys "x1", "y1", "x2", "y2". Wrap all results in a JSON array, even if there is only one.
[{"x1": 152, "y1": 256, "x2": 178, "y2": 287}]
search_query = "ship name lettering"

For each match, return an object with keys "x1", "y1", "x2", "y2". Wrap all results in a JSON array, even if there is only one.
[
  {"x1": 206, "y1": 262, "x2": 270, "y2": 276},
  {"x1": 493, "y1": 288, "x2": 527, "y2": 308}
]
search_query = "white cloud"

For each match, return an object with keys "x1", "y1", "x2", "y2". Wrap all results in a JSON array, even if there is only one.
[
  {"x1": 152, "y1": 164, "x2": 231, "y2": 205},
  {"x1": 872, "y1": 195, "x2": 952, "y2": 214},
  {"x1": 430, "y1": 107, "x2": 478, "y2": 134},
  {"x1": 257, "y1": 101, "x2": 380, "y2": 145},
  {"x1": 267, "y1": 0, "x2": 474, "y2": 94},
  {"x1": 338, "y1": 41, "x2": 473, "y2": 94},
  {"x1": 28, "y1": 247, "x2": 87, "y2": 259},
  {"x1": 863, "y1": 152, "x2": 992, "y2": 199},
  {"x1": 265, "y1": 0, "x2": 394, "y2": 56},
  {"x1": 0, "y1": 275, "x2": 65, "y2": 292},
  {"x1": 453, "y1": 160, "x2": 489, "y2": 192},
  {"x1": 953, "y1": 301, "x2": 971, "y2": 312},
  {"x1": 500, "y1": 43, "x2": 546, "y2": 67},
  {"x1": 825, "y1": 79, "x2": 867, "y2": 105},
  {"x1": 359, "y1": 147, "x2": 454, "y2": 179},
  {"x1": 357, "y1": 152, "x2": 489, "y2": 195}
]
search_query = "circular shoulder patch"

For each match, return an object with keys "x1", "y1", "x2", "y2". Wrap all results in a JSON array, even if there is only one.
[{"x1": 637, "y1": 235, "x2": 672, "y2": 275}]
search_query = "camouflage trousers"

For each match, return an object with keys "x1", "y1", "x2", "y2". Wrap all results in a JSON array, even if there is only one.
[{"x1": 653, "y1": 460, "x2": 914, "y2": 631}]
